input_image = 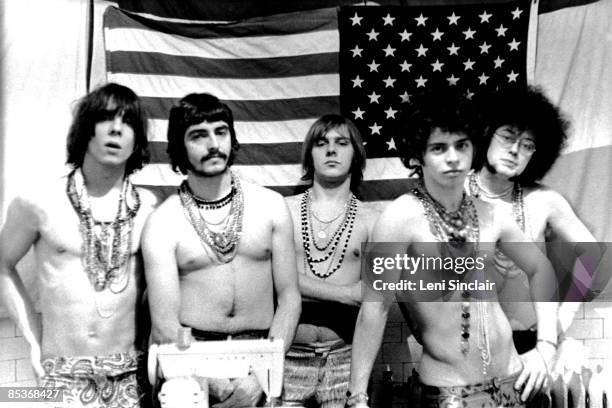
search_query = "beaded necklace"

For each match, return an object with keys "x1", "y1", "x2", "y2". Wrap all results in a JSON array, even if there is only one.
[
  {"x1": 179, "y1": 172, "x2": 244, "y2": 263},
  {"x1": 300, "y1": 190, "x2": 357, "y2": 278},
  {"x1": 468, "y1": 172, "x2": 525, "y2": 232},
  {"x1": 413, "y1": 181, "x2": 491, "y2": 375},
  {"x1": 66, "y1": 169, "x2": 140, "y2": 292},
  {"x1": 191, "y1": 187, "x2": 235, "y2": 210}
]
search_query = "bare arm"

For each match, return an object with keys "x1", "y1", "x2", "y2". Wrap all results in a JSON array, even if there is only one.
[
  {"x1": 0, "y1": 197, "x2": 43, "y2": 377},
  {"x1": 348, "y1": 199, "x2": 406, "y2": 405},
  {"x1": 498, "y1": 215, "x2": 558, "y2": 399},
  {"x1": 269, "y1": 195, "x2": 301, "y2": 352},
  {"x1": 142, "y1": 204, "x2": 182, "y2": 344}
]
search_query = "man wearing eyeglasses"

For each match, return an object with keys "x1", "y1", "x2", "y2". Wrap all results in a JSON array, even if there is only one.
[{"x1": 467, "y1": 86, "x2": 596, "y2": 405}]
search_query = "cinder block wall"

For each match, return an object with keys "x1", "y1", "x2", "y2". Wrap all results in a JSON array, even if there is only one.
[{"x1": 1, "y1": 305, "x2": 611, "y2": 392}]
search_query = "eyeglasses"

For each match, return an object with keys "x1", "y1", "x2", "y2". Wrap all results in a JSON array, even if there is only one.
[{"x1": 493, "y1": 132, "x2": 536, "y2": 155}]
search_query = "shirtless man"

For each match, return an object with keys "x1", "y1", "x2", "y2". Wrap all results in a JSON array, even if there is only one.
[
  {"x1": 467, "y1": 87, "x2": 596, "y2": 353},
  {"x1": 347, "y1": 91, "x2": 559, "y2": 408},
  {"x1": 283, "y1": 115, "x2": 378, "y2": 408},
  {"x1": 142, "y1": 93, "x2": 301, "y2": 408},
  {"x1": 0, "y1": 83, "x2": 157, "y2": 407}
]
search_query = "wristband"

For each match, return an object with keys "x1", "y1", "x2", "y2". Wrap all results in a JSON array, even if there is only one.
[{"x1": 345, "y1": 391, "x2": 369, "y2": 407}]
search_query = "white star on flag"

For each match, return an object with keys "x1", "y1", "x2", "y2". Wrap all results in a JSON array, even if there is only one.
[
  {"x1": 479, "y1": 42, "x2": 491, "y2": 54},
  {"x1": 351, "y1": 75, "x2": 364, "y2": 88},
  {"x1": 479, "y1": 11, "x2": 492, "y2": 23},
  {"x1": 399, "y1": 91, "x2": 410, "y2": 102},
  {"x1": 511, "y1": 7, "x2": 523, "y2": 20},
  {"x1": 399, "y1": 60, "x2": 412, "y2": 72},
  {"x1": 495, "y1": 24, "x2": 508, "y2": 37},
  {"x1": 493, "y1": 56, "x2": 504, "y2": 68},
  {"x1": 508, "y1": 38, "x2": 520, "y2": 51},
  {"x1": 447, "y1": 43, "x2": 460, "y2": 55},
  {"x1": 367, "y1": 60, "x2": 380, "y2": 72},
  {"x1": 386, "y1": 138, "x2": 397, "y2": 150},
  {"x1": 350, "y1": 13, "x2": 363, "y2": 26},
  {"x1": 507, "y1": 70, "x2": 519, "y2": 82},
  {"x1": 415, "y1": 14, "x2": 428, "y2": 26},
  {"x1": 384, "y1": 106, "x2": 398, "y2": 119},
  {"x1": 463, "y1": 27, "x2": 476, "y2": 40},
  {"x1": 415, "y1": 44, "x2": 428, "y2": 57},
  {"x1": 431, "y1": 28, "x2": 444, "y2": 41},
  {"x1": 369, "y1": 122, "x2": 382, "y2": 135},
  {"x1": 415, "y1": 76, "x2": 428, "y2": 87},
  {"x1": 466, "y1": 89, "x2": 475, "y2": 100},
  {"x1": 447, "y1": 12, "x2": 460, "y2": 25},
  {"x1": 399, "y1": 30, "x2": 412, "y2": 42},
  {"x1": 431, "y1": 59, "x2": 444, "y2": 72},
  {"x1": 447, "y1": 74, "x2": 459, "y2": 86},
  {"x1": 463, "y1": 59, "x2": 475, "y2": 70},
  {"x1": 478, "y1": 73, "x2": 490, "y2": 85},
  {"x1": 368, "y1": 92, "x2": 381, "y2": 103},
  {"x1": 350, "y1": 45, "x2": 363, "y2": 57},
  {"x1": 366, "y1": 29, "x2": 379, "y2": 41},
  {"x1": 352, "y1": 107, "x2": 365, "y2": 120},
  {"x1": 382, "y1": 14, "x2": 395, "y2": 26},
  {"x1": 383, "y1": 44, "x2": 396, "y2": 57},
  {"x1": 383, "y1": 76, "x2": 396, "y2": 87}
]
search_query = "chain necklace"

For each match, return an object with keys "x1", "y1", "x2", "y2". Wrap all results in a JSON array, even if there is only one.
[
  {"x1": 468, "y1": 172, "x2": 525, "y2": 232},
  {"x1": 311, "y1": 202, "x2": 348, "y2": 241},
  {"x1": 66, "y1": 169, "x2": 140, "y2": 292},
  {"x1": 179, "y1": 172, "x2": 244, "y2": 263},
  {"x1": 413, "y1": 181, "x2": 490, "y2": 375},
  {"x1": 300, "y1": 190, "x2": 357, "y2": 278}
]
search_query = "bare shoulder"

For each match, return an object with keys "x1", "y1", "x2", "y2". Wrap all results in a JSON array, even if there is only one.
[
  {"x1": 242, "y1": 181, "x2": 288, "y2": 213},
  {"x1": 356, "y1": 200, "x2": 381, "y2": 226},
  {"x1": 383, "y1": 193, "x2": 423, "y2": 224},
  {"x1": 12, "y1": 176, "x2": 67, "y2": 216},
  {"x1": 284, "y1": 193, "x2": 303, "y2": 214},
  {"x1": 524, "y1": 184, "x2": 569, "y2": 209},
  {"x1": 145, "y1": 193, "x2": 183, "y2": 231}
]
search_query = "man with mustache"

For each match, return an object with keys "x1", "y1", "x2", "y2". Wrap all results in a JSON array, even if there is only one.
[
  {"x1": 0, "y1": 83, "x2": 158, "y2": 407},
  {"x1": 142, "y1": 93, "x2": 301, "y2": 408},
  {"x1": 347, "y1": 91, "x2": 558, "y2": 408}
]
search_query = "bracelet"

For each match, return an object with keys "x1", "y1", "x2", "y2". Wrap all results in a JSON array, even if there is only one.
[
  {"x1": 537, "y1": 339, "x2": 558, "y2": 349},
  {"x1": 345, "y1": 391, "x2": 369, "y2": 407}
]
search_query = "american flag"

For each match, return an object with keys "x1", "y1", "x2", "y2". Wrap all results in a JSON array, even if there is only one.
[
  {"x1": 103, "y1": 2, "x2": 529, "y2": 201},
  {"x1": 339, "y1": 4, "x2": 529, "y2": 164}
]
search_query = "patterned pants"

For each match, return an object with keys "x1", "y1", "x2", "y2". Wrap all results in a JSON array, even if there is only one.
[
  {"x1": 41, "y1": 352, "x2": 145, "y2": 408},
  {"x1": 282, "y1": 340, "x2": 351, "y2": 408},
  {"x1": 421, "y1": 372, "x2": 525, "y2": 408}
]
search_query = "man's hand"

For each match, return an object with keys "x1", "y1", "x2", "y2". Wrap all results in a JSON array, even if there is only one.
[
  {"x1": 29, "y1": 344, "x2": 44, "y2": 383},
  {"x1": 212, "y1": 374, "x2": 263, "y2": 408},
  {"x1": 515, "y1": 346, "x2": 554, "y2": 402}
]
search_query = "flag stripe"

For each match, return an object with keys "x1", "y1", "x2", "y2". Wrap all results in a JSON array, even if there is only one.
[
  {"x1": 108, "y1": 72, "x2": 339, "y2": 100},
  {"x1": 141, "y1": 96, "x2": 339, "y2": 121},
  {"x1": 105, "y1": 27, "x2": 339, "y2": 59},
  {"x1": 148, "y1": 118, "x2": 318, "y2": 144},
  {"x1": 106, "y1": 6, "x2": 339, "y2": 37},
  {"x1": 108, "y1": 51, "x2": 339, "y2": 78}
]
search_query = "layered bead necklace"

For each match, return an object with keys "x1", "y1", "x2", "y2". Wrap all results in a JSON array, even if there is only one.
[
  {"x1": 468, "y1": 172, "x2": 525, "y2": 231},
  {"x1": 300, "y1": 189, "x2": 357, "y2": 279},
  {"x1": 179, "y1": 171, "x2": 244, "y2": 263},
  {"x1": 66, "y1": 169, "x2": 140, "y2": 292},
  {"x1": 413, "y1": 181, "x2": 491, "y2": 375}
]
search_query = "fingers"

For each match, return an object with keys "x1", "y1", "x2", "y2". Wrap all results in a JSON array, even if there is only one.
[
  {"x1": 520, "y1": 370, "x2": 537, "y2": 402},
  {"x1": 514, "y1": 364, "x2": 529, "y2": 391}
]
